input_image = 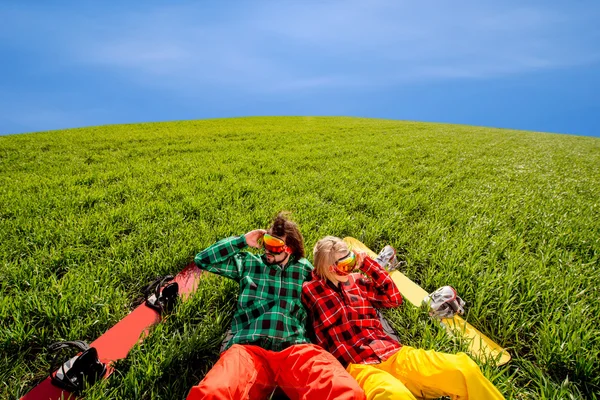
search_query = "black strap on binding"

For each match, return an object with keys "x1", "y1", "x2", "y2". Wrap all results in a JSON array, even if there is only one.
[
  {"x1": 144, "y1": 275, "x2": 179, "y2": 314},
  {"x1": 49, "y1": 340, "x2": 107, "y2": 392}
]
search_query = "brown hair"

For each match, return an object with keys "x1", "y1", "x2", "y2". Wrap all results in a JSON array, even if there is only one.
[
  {"x1": 313, "y1": 236, "x2": 349, "y2": 280},
  {"x1": 269, "y1": 211, "x2": 305, "y2": 259}
]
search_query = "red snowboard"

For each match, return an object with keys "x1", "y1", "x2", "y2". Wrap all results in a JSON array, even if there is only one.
[{"x1": 22, "y1": 262, "x2": 204, "y2": 400}]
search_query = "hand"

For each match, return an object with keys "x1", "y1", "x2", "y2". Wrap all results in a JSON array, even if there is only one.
[
  {"x1": 355, "y1": 251, "x2": 367, "y2": 269},
  {"x1": 245, "y1": 229, "x2": 267, "y2": 249}
]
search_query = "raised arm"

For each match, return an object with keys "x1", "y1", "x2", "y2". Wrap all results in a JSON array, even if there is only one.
[
  {"x1": 355, "y1": 256, "x2": 403, "y2": 308},
  {"x1": 194, "y1": 235, "x2": 249, "y2": 281}
]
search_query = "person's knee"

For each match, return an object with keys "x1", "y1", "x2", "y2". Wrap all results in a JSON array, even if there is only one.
[
  {"x1": 455, "y1": 352, "x2": 483, "y2": 380},
  {"x1": 351, "y1": 384, "x2": 367, "y2": 400},
  {"x1": 338, "y1": 376, "x2": 367, "y2": 400}
]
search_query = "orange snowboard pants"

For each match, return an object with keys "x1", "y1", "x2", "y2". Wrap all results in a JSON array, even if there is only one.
[{"x1": 186, "y1": 343, "x2": 365, "y2": 400}]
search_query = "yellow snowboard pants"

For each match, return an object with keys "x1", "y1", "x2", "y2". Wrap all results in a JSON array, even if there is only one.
[{"x1": 346, "y1": 346, "x2": 504, "y2": 400}]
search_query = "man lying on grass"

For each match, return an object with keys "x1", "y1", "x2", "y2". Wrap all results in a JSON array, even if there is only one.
[
  {"x1": 302, "y1": 236, "x2": 504, "y2": 400},
  {"x1": 186, "y1": 213, "x2": 364, "y2": 400}
]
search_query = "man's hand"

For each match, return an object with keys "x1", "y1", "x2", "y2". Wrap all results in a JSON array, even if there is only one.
[{"x1": 245, "y1": 229, "x2": 267, "y2": 249}]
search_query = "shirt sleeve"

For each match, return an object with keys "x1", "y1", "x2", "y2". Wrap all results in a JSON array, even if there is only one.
[
  {"x1": 194, "y1": 235, "x2": 249, "y2": 281},
  {"x1": 301, "y1": 283, "x2": 315, "y2": 320},
  {"x1": 301, "y1": 282, "x2": 332, "y2": 349},
  {"x1": 301, "y1": 287, "x2": 317, "y2": 344},
  {"x1": 355, "y1": 257, "x2": 403, "y2": 308}
]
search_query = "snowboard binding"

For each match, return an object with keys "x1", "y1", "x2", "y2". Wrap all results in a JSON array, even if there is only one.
[
  {"x1": 423, "y1": 286, "x2": 466, "y2": 319},
  {"x1": 144, "y1": 275, "x2": 179, "y2": 314},
  {"x1": 49, "y1": 340, "x2": 107, "y2": 392},
  {"x1": 375, "y1": 245, "x2": 401, "y2": 271}
]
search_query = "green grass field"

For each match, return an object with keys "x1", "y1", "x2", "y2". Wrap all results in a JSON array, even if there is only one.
[{"x1": 1, "y1": 116, "x2": 599, "y2": 399}]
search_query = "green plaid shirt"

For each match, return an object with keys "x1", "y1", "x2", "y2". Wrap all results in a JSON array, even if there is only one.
[{"x1": 195, "y1": 235, "x2": 314, "y2": 351}]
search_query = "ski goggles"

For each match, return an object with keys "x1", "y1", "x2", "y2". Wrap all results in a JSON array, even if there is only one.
[
  {"x1": 260, "y1": 233, "x2": 287, "y2": 254},
  {"x1": 333, "y1": 251, "x2": 357, "y2": 275}
]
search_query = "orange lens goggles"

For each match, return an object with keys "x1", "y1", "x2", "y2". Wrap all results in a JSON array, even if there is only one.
[
  {"x1": 261, "y1": 233, "x2": 287, "y2": 254},
  {"x1": 333, "y1": 251, "x2": 357, "y2": 275}
]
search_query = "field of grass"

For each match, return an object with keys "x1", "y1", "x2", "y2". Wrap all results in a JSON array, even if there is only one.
[{"x1": 1, "y1": 116, "x2": 599, "y2": 399}]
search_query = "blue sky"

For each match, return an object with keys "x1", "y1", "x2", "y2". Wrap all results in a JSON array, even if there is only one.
[{"x1": 1, "y1": 1, "x2": 599, "y2": 137}]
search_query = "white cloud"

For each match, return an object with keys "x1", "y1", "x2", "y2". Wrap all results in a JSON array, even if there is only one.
[{"x1": 4, "y1": 1, "x2": 600, "y2": 94}]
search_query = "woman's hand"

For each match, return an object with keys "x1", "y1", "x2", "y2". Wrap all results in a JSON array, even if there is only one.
[
  {"x1": 355, "y1": 251, "x2": 367, "y2": 269},
  {"x1": 245, "y1": 229, "x2": 267, "y2": 249}
]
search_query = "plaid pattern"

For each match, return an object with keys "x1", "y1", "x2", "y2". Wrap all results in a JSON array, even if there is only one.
[
  {"x1": 195, "y1": 236, "x2": 314, "y2": 351},
  {"x1": 302, "y1": 257, "x2": 403, "y2": 366}
]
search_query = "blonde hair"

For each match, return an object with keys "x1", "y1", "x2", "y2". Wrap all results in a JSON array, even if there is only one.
[{"x1": 313, "y1": 236, "x2": 350, "y2": 279}]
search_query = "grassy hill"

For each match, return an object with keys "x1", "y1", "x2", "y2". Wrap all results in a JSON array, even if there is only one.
[{"x1": 1, "y1": 116, "x2": 599, "y2": 399}]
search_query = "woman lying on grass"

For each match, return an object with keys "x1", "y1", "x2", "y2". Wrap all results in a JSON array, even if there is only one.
[{"x1": 301, "y1": 236, "x2": 504, "y2": 400}]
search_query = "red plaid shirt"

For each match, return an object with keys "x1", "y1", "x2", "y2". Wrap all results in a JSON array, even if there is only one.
[{"x1": 302, "y1": 257, "x2": 403, "y2": 366}]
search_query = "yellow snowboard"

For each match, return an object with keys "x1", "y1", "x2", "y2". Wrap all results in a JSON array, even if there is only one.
[{"x1": 344, "y1": 237, "x2": 511, "y2": 366}]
